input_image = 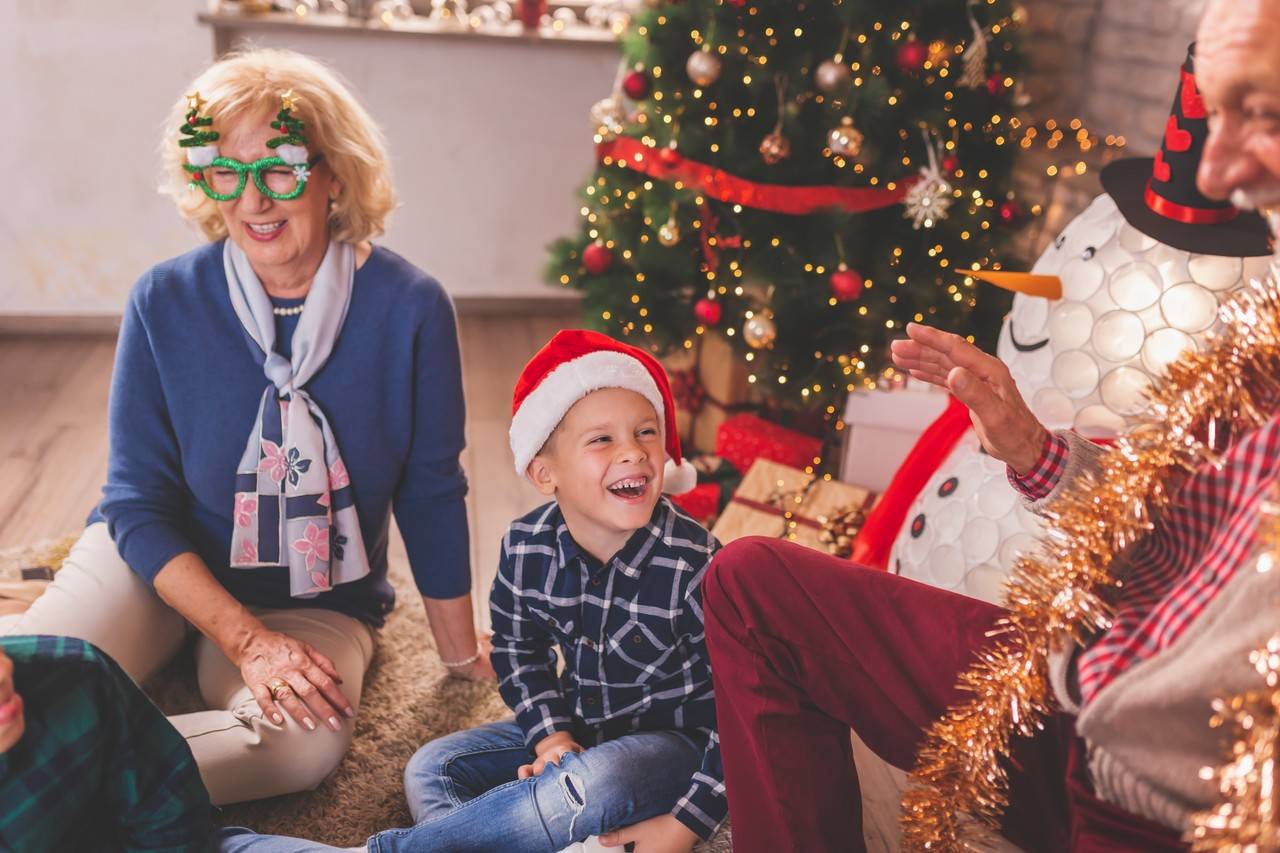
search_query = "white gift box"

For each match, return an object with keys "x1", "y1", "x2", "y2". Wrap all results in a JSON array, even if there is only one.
[{"x1": 838, "y1": 381, "x2": 950, "y2": 493}]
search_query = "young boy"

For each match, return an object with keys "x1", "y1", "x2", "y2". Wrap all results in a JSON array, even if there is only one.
[{"x1": 369, "y1": 330, "x2": 725, "y2": 853}]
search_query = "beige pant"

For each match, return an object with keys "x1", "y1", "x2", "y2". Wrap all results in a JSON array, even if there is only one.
[{"x1": 2, "y1": 522, "x2": 375, "y2": 806}]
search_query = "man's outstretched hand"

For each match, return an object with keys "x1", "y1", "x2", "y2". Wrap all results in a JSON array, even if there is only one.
[{"x1": 890, "y1": 322, "x2": 1049, "y2": 475}]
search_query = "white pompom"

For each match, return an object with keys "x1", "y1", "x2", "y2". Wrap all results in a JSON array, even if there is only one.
[
  {"x1": 662, "y1": 458, "x2": 698, "y2": 495},
  {"x1": 275, "y1": 144, "x2": 309, "y2": 165},
  {"x1": 185, "y1": 145, "x2": 219, "y2": 167}
]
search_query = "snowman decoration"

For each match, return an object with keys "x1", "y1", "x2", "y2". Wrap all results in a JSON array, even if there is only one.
[{"x1": 885, "y1": 46, "x2": 1273, "y2": 604}]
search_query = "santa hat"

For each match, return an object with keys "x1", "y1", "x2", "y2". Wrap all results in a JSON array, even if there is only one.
[{"x1": 510, "y1": 329, "x2": 698, "y2": 495}]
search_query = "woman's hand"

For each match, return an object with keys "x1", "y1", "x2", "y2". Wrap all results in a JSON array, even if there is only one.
[
  {"x1": 890, "y1": 322, "x2": 1049, "y2": 475},
  {"x1": 599, "y1": 814, "x2": 699, "y2": 853},
  {"x1": 517, "y1": 731, "x2": 584, "y2": 779},
  {"x1": 447, "y1": 633, "x2": 496, "y2": 682},
  {"x1": 0, "y1": 647, "x2": 24, "y2": 754},
  {"x1": 235, "y1": 627, "x2": 354, "y2": 732}
]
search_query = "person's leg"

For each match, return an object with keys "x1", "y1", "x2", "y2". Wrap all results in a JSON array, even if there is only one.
[
  {"x1": 372, "y1": 727, "x2": 706, "y2": 853},
  {"x1": 170, "y1": 606, "x2": 375, "y2": 806},
  {"x1": 702, "y1": 537, "x2": 1071, "y2": 853},
  {"x1": 401, "y1": 719, "x2": 532, "y2": 824},
  {"x1": 1, "y1": 523, "x2": 187, "y2": 683},
  {"x1": 214, "y1": 826, "x2": 363, "y2": 853}
]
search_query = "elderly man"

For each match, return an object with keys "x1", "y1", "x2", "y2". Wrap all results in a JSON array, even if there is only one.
[{"x1": 701, "y1": 3, "x2": 1280, "y2": 852}]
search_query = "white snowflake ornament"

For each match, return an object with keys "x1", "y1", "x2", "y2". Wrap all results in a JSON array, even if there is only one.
[{"x1": 904, "y1": 131, "x2": 953, "y2": 230}]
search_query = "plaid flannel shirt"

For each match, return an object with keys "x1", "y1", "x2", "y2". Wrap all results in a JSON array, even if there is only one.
[
  {"x1": 490, "y1": 497, "x2": 726, "y2": 839},
  {"x1": 0, "y1": 635, "x2": 212, "y2": 852},
  {"x1": 1009, "y1": 419, "x2": 1280, "y2": 703}
]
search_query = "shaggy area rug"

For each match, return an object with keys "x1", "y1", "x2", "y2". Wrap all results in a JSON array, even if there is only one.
[{"x1": 0, "y1": 536, "x2": 733, "y2": 851}]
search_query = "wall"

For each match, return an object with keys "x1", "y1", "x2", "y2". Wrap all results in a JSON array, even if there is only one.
[
  {"x1": 0, "y1": 5, "x2": 619, "y2": 316},
  {"x1": 1010, "y1": 0, "x2": 1207, "y2": 260},
  {"x1": 1, "y1": 0, "x2": 1209, "y2": 316},
  {"x1": 0, "y1": 1, "x2": 211, "y2": 316}
]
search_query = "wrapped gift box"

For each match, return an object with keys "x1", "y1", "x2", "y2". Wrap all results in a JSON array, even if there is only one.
[
  {"x1": 838, "y1": 381, "x2": 949, "y2": 493},
  {"x1": 715, "y1": 413, "x2": 824, "y2": 475},
  {"x1": 665, "y1": 334, "x2": 754, "y2": 455},
  {"x1": 711, "y1": 458, "x2": 877, "y2": 556},
  {"x1": 670, "y1": 482, "x2": 721, "y2": 526}
]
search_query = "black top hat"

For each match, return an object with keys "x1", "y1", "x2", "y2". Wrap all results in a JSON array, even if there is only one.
[{"x1": 1100, "y1": 44, "x2": 1271, "y2": 257}]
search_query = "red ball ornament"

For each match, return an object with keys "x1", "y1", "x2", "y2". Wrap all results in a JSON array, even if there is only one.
[
  {"x1": 999, "y1": 198, "x2": 1028, "y2": 227},
  {"x1": 941, "y1": 154, "x2": 960, "y2": 175},
  {"x1": 830, "y1": 266, "x2": 865, "y2": 302},
  {"x1": 694, "y1": 298, "x2": 723, "y2": 326},
  {"x1": 582, "y1": 242, "x2": 614, "y2": 275},
  {"x1": 896, "y1": 39, "x2": 928, "y2": 74},
  {"x1": 986, "y1": 72, "x2": 1005, "y2": 97},
  {"x1": 622, "y1": 69, "x2": 652, "y2": 101}
]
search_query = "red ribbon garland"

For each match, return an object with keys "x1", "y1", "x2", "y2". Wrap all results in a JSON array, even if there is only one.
[
  {"x1": 597, "y1": 137, "x2": 918, "y2": 216},
  {"x1": 698, "y1": 202, "x2": 741, "y2": 272}
]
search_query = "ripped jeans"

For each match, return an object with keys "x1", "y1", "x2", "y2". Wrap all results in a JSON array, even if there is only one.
[{"x1": 368, "y1": 719, "x2": 705, "y2": 853}]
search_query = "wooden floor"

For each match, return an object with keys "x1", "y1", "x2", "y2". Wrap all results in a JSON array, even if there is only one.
[{"x1": 0, "y1": 313, "x2": 572, "y2": 629}]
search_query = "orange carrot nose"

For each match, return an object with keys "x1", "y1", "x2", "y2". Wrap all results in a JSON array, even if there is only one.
[{"x1": 970, "y1": 270, "x2": 1063, "y2": 300}]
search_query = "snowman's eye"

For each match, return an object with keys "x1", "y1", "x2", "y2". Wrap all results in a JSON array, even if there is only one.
[
  {"x1": 1053, "y1": 233, "x2": 1066, "y2": 249},
  {"x1": 1081, "y1": 246, "x2": 1097, "y2": 260}
]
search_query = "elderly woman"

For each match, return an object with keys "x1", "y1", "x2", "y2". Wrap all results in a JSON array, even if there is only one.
[{"x1": 4, "y1": 48, "x2": 490, "y2": 804}]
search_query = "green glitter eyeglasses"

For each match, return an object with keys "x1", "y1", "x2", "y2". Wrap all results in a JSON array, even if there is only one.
[{"x1": 185, "y1": 153, "x2": 324, "y2": 202}]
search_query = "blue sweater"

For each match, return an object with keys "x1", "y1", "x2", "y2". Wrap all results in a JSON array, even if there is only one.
[{"x1": 90, "y1": 241, "x2": 470, "y2": 626}]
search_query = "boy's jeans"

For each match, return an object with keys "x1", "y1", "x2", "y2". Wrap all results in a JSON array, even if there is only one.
[
  {"x1": 371, "y1": 719, "x2": 705, "y2": 852},
  {"x1": 216, "y1": 719, "x2": 705, "y2": 853}
]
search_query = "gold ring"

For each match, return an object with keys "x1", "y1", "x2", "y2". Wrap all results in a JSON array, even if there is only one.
[{"x1": 267, "y1": 677, "x2": 292, "y2": 701}]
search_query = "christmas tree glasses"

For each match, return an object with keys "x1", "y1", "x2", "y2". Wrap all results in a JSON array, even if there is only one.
[{"x1": 186, "y1": 153, "x2": 324, "y2": 202}]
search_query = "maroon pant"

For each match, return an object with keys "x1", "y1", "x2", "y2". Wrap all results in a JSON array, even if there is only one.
[{"x1": 702, "y1": 537, "x2": 1188, "y2": 853}]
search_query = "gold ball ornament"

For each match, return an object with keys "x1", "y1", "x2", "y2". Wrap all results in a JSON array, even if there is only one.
[
  {"x1": 815, "y1": 60, "x2": 852, "y2": 94},
  {"x1": 743, "y1": 313, "x2": 777, "y2": 349},
  {"x1": 828, "y1": 118, "x2": 864, "y2": 158},
  {"x1": 686, "y1": 49, "x2": 722, "y2": 87},
  {"x1": 589, "y1": 96, "x2": 625, "y2": 139},
  {"x1": 657, "y1": 218, "x2": 681, "y2": 247},
  {"x1": 759, "y1": 129, "x2": 791, "y2": 165}
]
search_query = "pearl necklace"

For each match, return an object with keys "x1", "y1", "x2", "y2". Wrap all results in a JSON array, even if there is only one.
[{"x1": 272, "y1": 305, "x2": 305, "y2": 317}]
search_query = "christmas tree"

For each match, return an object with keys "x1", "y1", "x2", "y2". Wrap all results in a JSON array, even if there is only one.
[{"x1": 547, "y1": 0, "x2": 1029, "y2": 417}]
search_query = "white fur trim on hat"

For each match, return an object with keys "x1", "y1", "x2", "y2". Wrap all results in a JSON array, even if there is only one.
[
  {"x1": 663, "y1": 458, "x2": 698, "y2": 495},
  {"x1": 510, "y1": 350, "x2": 665, "y2": 479}
]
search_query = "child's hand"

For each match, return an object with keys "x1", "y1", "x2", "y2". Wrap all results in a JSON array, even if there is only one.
[
  {"x1": 598, "y1": 814, "x2": 698, "y2": 852},
  {"x1": 517, "y1": 731, "x2": 583, "y2": 778}
]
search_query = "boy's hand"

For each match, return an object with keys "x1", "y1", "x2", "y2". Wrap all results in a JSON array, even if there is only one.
[
  {"x1": 517, "y1": 731, "x2": 583, "y2": 779},
  {"x1": 599, "y1": 814, "x2": 698, "y2": 853}
]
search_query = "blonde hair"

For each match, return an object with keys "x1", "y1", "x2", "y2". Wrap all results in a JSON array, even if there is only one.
[{"x1": 159, "y1": 48, "x2": 396, "y2": 243}]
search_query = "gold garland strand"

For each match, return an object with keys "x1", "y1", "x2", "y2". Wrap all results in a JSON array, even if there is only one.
[
  {"x1": 900, "y1": 273, "x2": 1280, "y2": 850},
  {"x1": 1186, "y1": 630, "x2": 1280, "y2": 850}
]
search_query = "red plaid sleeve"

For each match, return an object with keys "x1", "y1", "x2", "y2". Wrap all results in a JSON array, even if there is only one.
[{"x1": 1007, "y1": 431, "x2": 1069, "y2": 500}]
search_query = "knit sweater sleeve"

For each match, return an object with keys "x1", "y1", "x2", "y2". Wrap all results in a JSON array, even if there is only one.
[
  {"x1": 96, "y1": 274, "x2": 199, "y2": 584},
  {"x1": 392, "y1": 280, "x2": 472, "y2": 599}
]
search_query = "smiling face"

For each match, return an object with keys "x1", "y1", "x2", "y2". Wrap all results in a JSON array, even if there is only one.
[
  {"x1": 526, "y1": 387, "x2": 665, "y2": 563},
  {"x1": 215, "y1": 108, "x2": 337, "y2": 289},
  {"x1": 995, "y1": 193, "x2": 1271, "y2": 437},
  {"x1": 1196, "y1": 0, "x2": 1280, "y2": 209}
]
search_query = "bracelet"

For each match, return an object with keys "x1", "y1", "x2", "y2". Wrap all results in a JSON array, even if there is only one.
[{"x1": 440, "y1": 650, "x2": 480, "y2": 669}]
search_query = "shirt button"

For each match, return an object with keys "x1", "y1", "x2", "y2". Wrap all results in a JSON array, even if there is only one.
[
  {"x1": 584, "y1": 638, "x2": 596, "y2": 650},
  {"x1": 585, "y1": 696, "x2": 598, "y2": 706},
  {"x1": 632, "y1": 635, "x2": 643, "y2": 644},
  {"x1": 591, "y1": 577, "x2": 602, "y2": 587}
]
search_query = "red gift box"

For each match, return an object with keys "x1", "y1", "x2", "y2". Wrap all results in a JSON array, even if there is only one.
[
  {"x1": 715, "y1": 414, "x2": 824, "y2": 474},
  {"x1": 670, "y1": 482, "x2": 721, "y2": 525}
]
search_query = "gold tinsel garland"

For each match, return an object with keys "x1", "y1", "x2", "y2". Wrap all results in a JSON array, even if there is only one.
[
  {"x1": 900, "y1": 273, "x2": 1280, "y2": 851},
  {"x1": 1186, "y1": 632, "x2": 1280, "y2": 851}
]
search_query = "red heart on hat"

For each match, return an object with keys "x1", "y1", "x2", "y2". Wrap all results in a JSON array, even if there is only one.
[
  {"x1": 1152, "y1": 149, "x2": 1172, "y2": 183},
  {"x1": 1164, "y1": 115, "x2": 1192, "y2": 153},
  {"x1": 1180, "y1": 69, "x2": 1207, "y2": 119}
]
